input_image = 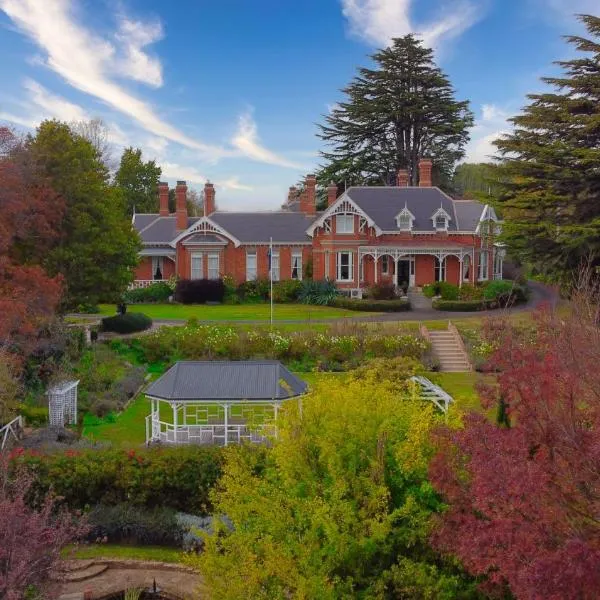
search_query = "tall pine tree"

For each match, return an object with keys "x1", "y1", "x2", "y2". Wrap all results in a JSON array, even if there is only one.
[
  {"x1": 317, "y1": 35, "x2": 473, "y2": 191},
  {"x1": 495, "y1": 15, "x2": 600, "y2": 280},
  {"x1": 115, "y1": 147, "x2": 162, "y2": 216}
]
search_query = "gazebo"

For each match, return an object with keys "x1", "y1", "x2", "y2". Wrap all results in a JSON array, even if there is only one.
[{"x1": 145, "y1": 361, "x2": 307, "y2": 446}]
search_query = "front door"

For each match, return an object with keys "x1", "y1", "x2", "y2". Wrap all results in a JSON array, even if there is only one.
[{"x1": 397, "y1": 259, "x2": 414, "y2": 290}]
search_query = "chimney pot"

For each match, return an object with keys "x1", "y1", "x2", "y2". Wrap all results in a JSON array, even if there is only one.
[
  {"x1": 301, "y1": 175, "x2": 317, "y2": 216},
  {"x1": 158, "y1": 181, "x2": 169, "y2": 216},
  {"x1": 327, "y1": 181, "x2": 338, "y2": 207},
  {"x1": 175, "y1": 180, "x2": 188, "y2": 230},
  {"x1": 204, "y1": 181, "x2": 216, "y2": 216},
  {"x1": 396, "y1": 169, "x2": 409, "y2": 187},
  {"x1": 419, "y1": 158, "x2": 433, "y2": 187}
]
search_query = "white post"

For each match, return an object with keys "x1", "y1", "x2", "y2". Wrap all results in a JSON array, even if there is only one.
[
  {"x1": 224, "y1": 402, "x2": 229, "y2": 447},
  {"x1": 273, "y1": 403, "x2": 279, "y2": 440},
  {"x1": 269, "y1": 237, "x2": 273, "y2": 327},
  {"x1": 173, "y1": 403, "x2": 178, "y2": 444},
  {"x1": 374, "y1": 255, "x2": 378, "y2": 284},
  {"x1": 459, "y1": 256, "x2": 463, "y2": 288}
]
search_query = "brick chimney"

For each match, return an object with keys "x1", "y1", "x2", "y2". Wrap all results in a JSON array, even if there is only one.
[
  {"x1": 396, "y1": 169, "x2": 409, "y2": 187},
  {"x1": 204, "y1": 181, "x2": 215, "y2": 216},
  {"x1": 176, "y1": 180, "x2": 188, "y2": 230},
  {"x1": 158, "y1": 181, "x2": 169, "y2": 216},
  {"x1": 301, "y1": 174, "x2": 317, "y2": 215},
  {"x1": 419, "y1": 159, "x2": 433, "y2": 187},
  {"x1": 327, "y1": 181, "x2": 338, "y2": 206}
]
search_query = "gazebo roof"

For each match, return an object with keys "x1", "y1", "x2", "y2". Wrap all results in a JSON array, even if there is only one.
[{"x1": 146, "y1": 361, "x2": 308, "y2": 402}]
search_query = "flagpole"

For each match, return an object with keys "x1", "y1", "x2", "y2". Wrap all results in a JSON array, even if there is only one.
[{"x1": 269, "y1": 237, "x2": 274, "y2": 327}]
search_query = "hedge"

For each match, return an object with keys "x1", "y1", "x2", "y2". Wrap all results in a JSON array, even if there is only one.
[
  {"x1": 101, "y1": 313, "x2": 153, "y2": 334},
  {"x1": 175, "y1": 279, "x2": 225, "y2": 304},
  {"x1": 14, "y1": 446, "x2": 223, "y2": 515},
  {"x1": 432, "y1": 299, "x2": 486, "y2": 312},
  {"x1": 333, "y1": 297, "x2": 411, "y2": 312}
]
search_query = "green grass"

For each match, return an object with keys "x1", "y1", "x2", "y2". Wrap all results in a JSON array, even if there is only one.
[
  {"x1": 63, "y1": 543, "x2": 184, "y2": 564},
  {"x1": 98, "y1": 303, "x2": 376, "y2": 322},
  {"x1": 427, "y1": 371, "x2": 496, "y2": 413}
]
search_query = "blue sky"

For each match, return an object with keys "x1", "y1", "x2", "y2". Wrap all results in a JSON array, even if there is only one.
[{"x1": 0, "y1": 0, "x2": 596, "y2": 210}]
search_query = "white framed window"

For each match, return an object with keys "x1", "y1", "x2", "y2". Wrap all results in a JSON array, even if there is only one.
[
  {"x1": 270, "y1": 249, "x2": 280, "y2": 282},
  {"x1": 435, "y1": 214, "x2": 448, "y2": 230},
  {"x1": 207, "y1": 253, "x2": 219, "y2": 280},
  {"x1": 494, "y1": 250, "x2": 503, "y2": 279},
  {"x1": 336, "y1": 214, "x2": 354, "y2": 234},
  {"x1": 336, "y1": 251, "x2": 353, "y2": 281},
  {"x1": 191, "y1": 253, "x2": 203, "y2": 280},
  {"x1": 382, "y1": 255, "x2": 389, "y2": 275},
  {"x1": 479, "y1": 251, "x2": 489, "y2": 281},
  {"x1": 291, "y1": 251, "x2": 302, "y2": 280},
  {"x1": 462, "y1": 255, "x2": 471, "y2": 282},
  {"x1": 434, "y1": 257, "x2": 446, "y2": 282},
  {"x1": 246, "y1": 250, "x2": 257, "y2": 281},
  {"x1": 397, "y1": 212, "x2": 413, "y2": 231},
  {"x1": 152, "y1": 256, "x2": 164, "y2": 280}
]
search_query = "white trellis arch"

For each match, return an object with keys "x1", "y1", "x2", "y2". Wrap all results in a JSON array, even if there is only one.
[{"x1": 47, "y1": 380, "x2": 79, "y2": 427}]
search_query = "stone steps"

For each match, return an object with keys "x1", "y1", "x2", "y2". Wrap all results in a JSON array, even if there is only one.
[
  {"x1": 51, "y1": 562, "x2": 109, "y2": 583},
  {"x1": 427, "y1": 327, "x2": 472, "y2": 373}
]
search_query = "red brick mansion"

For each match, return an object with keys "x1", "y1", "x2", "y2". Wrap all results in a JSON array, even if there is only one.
[{"x1": 132, "y1": 159, "x2": 503, "y2": 294}]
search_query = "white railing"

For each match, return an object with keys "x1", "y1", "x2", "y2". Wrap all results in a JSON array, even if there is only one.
[
  {"x1": 146, "y1": 417, "x2": 276, "y2": 446},
  {"x1": 130, "y1": 280, "x2": 161, "y2": 289},
  {"x1": 1, "y1": 415, "x2": 23, "y2": 451}
]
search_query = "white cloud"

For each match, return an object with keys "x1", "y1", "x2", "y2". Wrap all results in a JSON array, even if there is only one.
[
  {"x1": 0, "y1": 111, "x2": 37, "y2": 128},
  {"x1": 0, "y1": 0, "x2": 224, "y2": 156},
  {"x1": 464, "y1": 103, "x2": 512, "y2": 163},
  {"x1": 340, "y1": 0, "x2": 485, "y2": 50},
  {"x1": 160, "y1": 161, "x2": 253, "y2": 193},
  {"x1": 231, "y1": 111, "x2": 307, "y2": 170},
  {"x1": 115, "y1": 16, "x2": 163, "y2": 87},
  {"x1": 24, "y1": 78, "x2": 89, "y2": 121},
  {"x1": 216, "y1": 176, "x2": 253, "y2": 192}
]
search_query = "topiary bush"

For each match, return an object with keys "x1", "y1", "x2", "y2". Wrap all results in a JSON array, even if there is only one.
[
  {"x1": 298, "y1": 279, "x2": 338, "y2": 305},
  {"x1": 123, "y1": 282, "x2": 172, "y2": 304},
  {"x1": 332, "y1": 297, "x2": 410, "y2": 312},
  {"x1": 101, "y1": 313, "x2": 152, "y2": 334},
  {"x1": 174, "y1": 279, "x2": 225, "y2": 304},
  {"x1": 271, "y1": 279, "x2": 303, "y2": 303}
]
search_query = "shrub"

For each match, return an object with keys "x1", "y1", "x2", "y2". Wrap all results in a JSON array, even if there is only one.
[
  {"x1": 76, "y1": 303, "x2": 100, "y2": 314},
  {"x1": 298, "y1": 279, "x2": 338, "y2": 305},
  {"x1": 367, "y1": 283, "x2": 397, "y2": 300},
  {"x1": 174, "y1": 279, "x2": 225, "y2": 304},
  {"x1": 18, "y1": 404, "x2": 47, "y2": 427},
  {"x1": 16, "y1": 446, "x2": 223, "y2": 515},
  {"x1": 422, "y1": 283, "x2": 439, "y2": 298},
  {"x1": 438, "y1": 282, "x2": 459, "y2": 300},
  {"x1": 458, "y1": 284, "x2": 483, "y2": 301},
  {"x1": 222, "y1": 275, "x2": 238, "y2": 304},
  {"x1": 271, "y1": 279, "x2": 302, "y2": 303},
  {"x1": 236, "y1": 278, "x2": 270, "y2": 302},
  {"x1": 87, "y1": 504, "x2": 181, "y2": 546},
  {"x1": 101, "y1": 313, "x2": 152, "y2": 334},
  {"x1": 432, "y1": 299, "x2": 484, "y2": 311},
  {"x1": 483, "y1": 280, "x2": 529, "y2": 305},
  {"x1": 123, "y1": 282, "x2": 172, "y2": 304},
  {"x1": 332, "y1": 297, "x2": 411, "y2": 312}
]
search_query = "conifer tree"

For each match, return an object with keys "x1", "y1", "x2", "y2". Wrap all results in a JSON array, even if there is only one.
[
  {"x1": 495, "y1": 15, "x2": 600, "y2": 280},
  {"x1": 115, "y1": 147, "x2": 162, "y2": 216},
  {"x1": 317, "y1": 35, "x2": 473, "y2": 190}
]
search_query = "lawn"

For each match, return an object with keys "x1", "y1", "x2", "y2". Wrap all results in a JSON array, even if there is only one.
[
  {"x1": 428, "y1": 371, "x2": 496, "y2": 413},
  {"x1": 98, "y1": 303, "x2": 376, "y2": 322},
  {"x1": 63, "y1": 543, "x2": 184, "y2": 564}
]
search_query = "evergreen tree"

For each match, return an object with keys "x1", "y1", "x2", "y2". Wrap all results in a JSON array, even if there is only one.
[
  {"x1": 452, "y1": 162, "x2": 503, "y2": 202},
  {"x1": 27, "y1": 120, "x2": 141, "y2": 307},
  {"x1": 317, "y1": 35, "x2": 473, "y2": 191},
  {"x1": 114, "y1": 147, "x2": 161, "y2": 215},
  {"x1": 495, "y1": 15, "x2": 600, "y2": 280}
]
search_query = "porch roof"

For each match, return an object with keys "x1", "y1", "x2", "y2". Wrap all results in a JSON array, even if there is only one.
[{"x1": 146, "y1": 360, "x2": 308, "y2": 402}]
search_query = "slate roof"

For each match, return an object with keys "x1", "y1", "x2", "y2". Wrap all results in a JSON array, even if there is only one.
[
  {"x1": 145, "y1": 361, "x2": 308, "y2": 402},
  {"x1": 345, "y1": 187, "x2": 474, "y2": 232},
  {"x1": 210, "y1": 211, "x2": 316, "y2": 243},
  {"x1": 453, "y1": 200, "x2": 485, "y2": 231},
  {"x1": 133, "y1": 215, "x2": 201, "y2": 244}
]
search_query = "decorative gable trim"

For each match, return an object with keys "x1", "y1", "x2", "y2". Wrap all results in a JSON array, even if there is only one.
[
  {"x1": 431, "y1": 207, "x2": 452, "y2": 231},
  {"x1": 170, "y1": 217, "x2": 241, "y2": 248},
  {"x1": 395, "y1": 205, "x2": 416, "y2": 231},
  {"x1": 306, "y1": 193, "x2": 381, "y2": 237},
  {"x1": 475, "y1": 205, "x2": 499, "y2": 234}
]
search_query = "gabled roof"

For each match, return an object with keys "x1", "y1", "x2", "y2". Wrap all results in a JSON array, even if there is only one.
[
  {"x1": 133, "y1": 215, "x2": 201, "y2": 244},
  {"x1": 145, "y1": 360, "x2": 308, "y2": 402},
  {"x1": 210, "y1": 211, "x2": 315, "y2": 243},
  {"x1": 454, "y1": 201, "x2": 486, "y2": 231},
  {"x1": 345, "y1": 187, "x2": 462, "y2": 232}
]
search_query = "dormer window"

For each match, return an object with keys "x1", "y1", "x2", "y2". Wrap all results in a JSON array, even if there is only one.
[
  {"x1": 395, "y1": 206, "x2": 415, "y2": 231},
  {"x1": 431, "y1": 207, "x2": 451, "y2": 231}
]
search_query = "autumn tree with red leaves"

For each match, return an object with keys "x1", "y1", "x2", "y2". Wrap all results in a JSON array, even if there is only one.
[
  {"x1": 0, "y1": 455, "x2": 88, "y2": 600},
  {"x1": 430, "y1": 295, "x2": 600, "y2": 599}
]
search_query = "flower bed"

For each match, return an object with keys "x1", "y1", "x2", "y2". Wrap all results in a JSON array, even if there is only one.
[{"x1": 116, "y1": 324, "x2": 429, "y2": 371}]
